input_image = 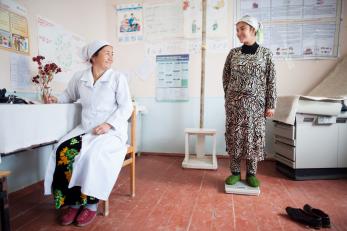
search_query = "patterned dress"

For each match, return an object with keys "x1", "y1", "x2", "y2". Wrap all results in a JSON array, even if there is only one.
[
  {"x1": 52, "y1": 134, "x2": 98, "y2": 209},
  {"x1": 223, "y1": 45, "x2": 276, "y2": 164}
]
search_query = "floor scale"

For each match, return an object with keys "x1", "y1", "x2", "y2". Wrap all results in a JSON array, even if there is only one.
[{"x1": 225, "y1": 181, "x2": 260, "y2": 196}]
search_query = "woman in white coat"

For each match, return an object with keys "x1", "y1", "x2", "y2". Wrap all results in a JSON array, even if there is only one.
[{"x1": 44, "y1": 40, "x2": 133, "y2": 227}]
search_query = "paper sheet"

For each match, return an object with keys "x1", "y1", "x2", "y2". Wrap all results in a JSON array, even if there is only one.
[
  {"x1": 144, "y1": 1, "x2": 183, "y2": 41},
  {"x1": 37, "y1": 16, "x2": 87, "y2": 84},
  {"x1": 134, "y1": 55, "x2": 155, "y2": 80},
  {"x1": 10, "y1": 53, "x2": 30, "y2": 88}
]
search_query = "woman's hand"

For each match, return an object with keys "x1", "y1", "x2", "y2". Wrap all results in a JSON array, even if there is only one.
[
  {"x1": 44, "y1": 95, "x2": 58, "y2": 104},
  {"x1": 93, "y1": 123, "x2": 112, "y2": 135},
  {"x1": 265, "y1": 108, "x2": 275, "y2": 118}
]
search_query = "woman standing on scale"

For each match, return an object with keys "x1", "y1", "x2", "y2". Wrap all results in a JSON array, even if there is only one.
[{"x1": 223, "y1": 15, "x2": 277, "y2": 187}]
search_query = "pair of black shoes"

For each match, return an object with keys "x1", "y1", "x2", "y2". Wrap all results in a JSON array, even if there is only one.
[{"x1": 286, "y1": 204, "x2": 331, "y2": 229}]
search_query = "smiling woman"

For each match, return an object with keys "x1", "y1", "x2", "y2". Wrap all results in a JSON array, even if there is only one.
[
  {"x1": 90, "y1": 45, "x2": 114, "y2": 83},
  {"x1": 223, "y1": 15, "x2": 277, "y2": 189},
  {"x1": 42, "y1": 40, "x2": 133, "y2": 227}
]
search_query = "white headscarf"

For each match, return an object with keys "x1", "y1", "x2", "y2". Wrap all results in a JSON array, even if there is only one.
[
  {"x1": 236, "y1": 15, "x2": 262, "y2": 32},
  {"x1": 81, "y1": 40, "x2": 111, "y2": 62},
  {"x1": 236, "y1": 15, "x2": 264, "y2": 44}
]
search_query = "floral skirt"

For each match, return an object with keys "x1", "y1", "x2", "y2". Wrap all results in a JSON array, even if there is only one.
[{"x1": 52, "y1": 134, "x2": 99, "y2": 209}]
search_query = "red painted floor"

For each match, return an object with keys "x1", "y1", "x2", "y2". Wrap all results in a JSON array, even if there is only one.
[{"x1": 9, "y1": 155, "x2": 347, "y2": 231}]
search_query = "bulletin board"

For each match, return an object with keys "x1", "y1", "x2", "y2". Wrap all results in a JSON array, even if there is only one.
[
  {"x1": 0, "y1": 2, "x2": 30, "y2": 54},
  {"x1": 234, "y1": 0, "x2": 342, "y2": 59}
]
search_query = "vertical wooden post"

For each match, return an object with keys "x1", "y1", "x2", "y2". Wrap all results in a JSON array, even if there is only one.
[{"x1": 200, "y1": 0, "x2": 207, "y2": 129}]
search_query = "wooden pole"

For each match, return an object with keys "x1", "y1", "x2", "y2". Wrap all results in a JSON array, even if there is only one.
[{"x1": 200, "y1": 0, "x2": 207, "y2": 129}]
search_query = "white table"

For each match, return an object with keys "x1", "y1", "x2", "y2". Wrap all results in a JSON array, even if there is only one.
[{"x1": 0, "y1": 104, "x2": 81, "y2": 157}]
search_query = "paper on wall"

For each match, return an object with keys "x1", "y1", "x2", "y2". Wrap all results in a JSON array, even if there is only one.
[
  {"x1": 116, "y1": 3, "x2": 143, "y2": 43},
  {"x1": 37, "y1": 16, "x2": 87, "y2": 84},
  {"x1": 143, "y1": 1, "x2": 184, "y2": 41},
  {"x1": 134, "y1": 54, "x2": 155, "y2": 81},
  {"x1": 10, "y1": 53, "x2": 30, "y2": 89}
]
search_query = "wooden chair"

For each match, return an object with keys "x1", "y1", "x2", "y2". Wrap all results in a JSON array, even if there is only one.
[
  {"x1": 0, "y1": 171, "x2": 11, "y2": 231},
  {"x1": 101, "y1": 107, "x2": 136, "y2": 216}
]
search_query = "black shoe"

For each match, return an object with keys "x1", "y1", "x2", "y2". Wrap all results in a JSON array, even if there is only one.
[
  {"x1": 285, "y1": 207, "x2": 322, "y2": 229},
  {"x1": 303, "y1": 204, "x2": 331, "y2": 228}
]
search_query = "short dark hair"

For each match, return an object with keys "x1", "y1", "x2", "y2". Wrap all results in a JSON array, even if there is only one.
[{"x1": 90, "y1": 45, "x2": 108, "y2": 64}]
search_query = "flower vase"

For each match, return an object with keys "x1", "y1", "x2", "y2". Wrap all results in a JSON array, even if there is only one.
[{"x1": 40, "y1": 87, "x2": 51, "y2": 103}]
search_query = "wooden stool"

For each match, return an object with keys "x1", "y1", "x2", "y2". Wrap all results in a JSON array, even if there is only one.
[
  {"x1": 0, "y1": 171, "x2": 11, "y2": 231},
  {"x1": 182, "y1": 128, "x2": 217, "y2": 170}
]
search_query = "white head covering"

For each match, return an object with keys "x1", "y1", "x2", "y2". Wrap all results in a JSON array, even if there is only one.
[
  {"x1": 236, "y1": 15, "x2": 262, "y2": 32},
  {"x1": 81, "y1": 40, "x2": 111, "y2": 62},
  {"x1": 236, "y1": 15, "x2": 264, "y2": 44}
]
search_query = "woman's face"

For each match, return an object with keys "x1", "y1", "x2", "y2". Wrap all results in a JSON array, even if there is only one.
[
  {"x1": 236, "y1": 22, "x2": 256, "y2": 45},
  {"x1": 92, "y1": 45, "x2": 114, "y2": 70}
]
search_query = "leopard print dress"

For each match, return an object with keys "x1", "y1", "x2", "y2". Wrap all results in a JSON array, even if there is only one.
[{"x1": 223, "y1": 46, "x2": 276, "y2": 162}]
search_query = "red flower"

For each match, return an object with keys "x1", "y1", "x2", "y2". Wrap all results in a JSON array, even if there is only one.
[{"x1": 31, "y1": 55, "x2": 62, "y2": 97}]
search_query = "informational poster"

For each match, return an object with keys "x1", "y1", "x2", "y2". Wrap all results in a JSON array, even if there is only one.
[
  {"x1": 235, "y1": 0, "x2": 342, "y2": 59},
  {"x1": 303, "y1": 0, "x2": 337, "y2": 19},
  {"x1": 0, "y1": 0, "x2": 29, "y2": 54},
  {"x1": 116, "y1": 3, "x2": 143, "y2": 43},
  {"x1": 183, "y1": 0, "x2": 228, "y2": 38},
  {"x1": 183, "y1": 0, "x2": 201, "y2": 39},
  {"x1": 271, "y1": 1, "x2": 304, "y2": 20},
  {"x1": 240, "y1": 0, "x2": 271, "y2": 21},
  {"x1": 302, "y1": 23, "x2": 336, "y2": 57},
  {"x1": 144, "y1": 1, "x2": 183, "y2": 41},
  {"x1": 270, "y1": 24, "x2": 303, "y2": 58},
  {"x1": 156, "y1": 54, "x2": 189, "y2": 102},
  {"x1": 37, "y1": 16, "x2": 87, "y2": 83},
  {"x1": 207, "y1": 0, "x2": 228, "y2": 38},
  {"x1": 0, "y1": 0, "x2": 27, "y2": 15}
]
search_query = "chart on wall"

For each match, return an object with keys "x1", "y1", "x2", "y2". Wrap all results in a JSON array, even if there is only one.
[
  {"x1": 0, "y1": 0, "x2": 29, "y2": 54},
  {"x1": 234, "y1": 0, "x2": 342, "y2": 59},
  {"x1": 156, "y1": 54, "x2": 189, "y2": 102},
  {"x1": 37, "y1": 16, "x2": 87, "y2": 83}
]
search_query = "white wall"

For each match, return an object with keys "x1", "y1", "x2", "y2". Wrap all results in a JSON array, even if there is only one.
[{"x1": 110, "y1": 0, "x2": 347, "y2": 156}]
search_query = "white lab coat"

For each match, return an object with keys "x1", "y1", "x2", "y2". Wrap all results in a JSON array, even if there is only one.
[{"x1": 44, "y1": 68, "x2": 133, "y2": 200}]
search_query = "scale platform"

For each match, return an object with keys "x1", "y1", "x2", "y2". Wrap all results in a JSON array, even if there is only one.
[{"x1": 225, "y1": 181, "x2": 260, "y2": 196}]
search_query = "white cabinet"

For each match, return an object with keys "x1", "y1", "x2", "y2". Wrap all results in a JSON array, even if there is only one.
[
  {"x1": 296, "y1": 120, "x2": 338, "y2": 168},
  {"x1": 274, "y1": 114, "x2": 347, "y2": 179},
  {"x1": 337, "y1": 118, "x2": 347, "y2": 168}
]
